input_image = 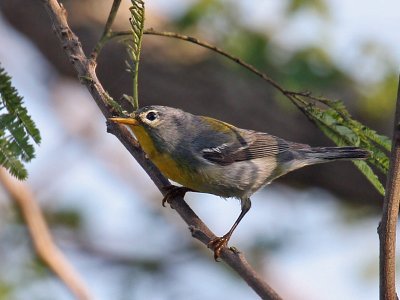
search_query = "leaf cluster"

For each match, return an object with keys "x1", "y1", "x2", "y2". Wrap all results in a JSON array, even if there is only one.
[
  {"x1": 122, "y1": 0, "x2": 145, "y2": 111},
  {"x1": 0, "y1": 65, "x2": 41, "y2": 179},
  {"x1": 287, "y1": 92, "x2": 390, "y2": 195}
]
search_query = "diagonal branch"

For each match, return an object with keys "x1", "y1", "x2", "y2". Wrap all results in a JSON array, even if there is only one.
[
  {"x1": 41, "y1": 0, "x2": 283, "y2": 299},
  {"x1": 378, "y1": 75, "x2": 400, "y2": 300},
  {"x1": 91, "y1": 0, "x2": 122, "y2": 60},
  {"x1": 0, "y1": 169, "x2": 92, "y2": 300}
]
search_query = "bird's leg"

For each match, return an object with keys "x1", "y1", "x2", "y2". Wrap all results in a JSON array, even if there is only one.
[
  {"x1": 161, "y1": 185, "x2": 195, "y2": 207},
  {"x1": 208, "y1": 198, "x2": 252, "y2": 261}
]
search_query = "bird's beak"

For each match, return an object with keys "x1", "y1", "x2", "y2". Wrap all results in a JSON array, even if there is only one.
[{"x1": 108, "y1": 117, "x2": 139, "y2": 126}]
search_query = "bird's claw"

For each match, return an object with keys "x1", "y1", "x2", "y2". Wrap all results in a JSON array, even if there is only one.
[
  {"x1": 208, "y1": 234, "x2": 231, "y2": 261},
  {"x1": 161, "y1": 185, "x2": 193, "y2": 207},
  {"x1": 161, "y1": 185, "x2": 175, "y2": 207}
]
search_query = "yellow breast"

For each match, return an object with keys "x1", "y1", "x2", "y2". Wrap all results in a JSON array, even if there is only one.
[{"x1": 129, "y1": 125, "x2": 195, "y2": 187}]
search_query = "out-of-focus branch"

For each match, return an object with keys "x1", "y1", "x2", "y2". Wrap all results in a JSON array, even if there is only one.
[
  {"x1": 0, "y1": 169, "x2": 92, "y2": 300},
  {"x1": 41, "y1": 1, "x2": 283, "y2": 299},
  {"x1": 378, "y1": 75, "x2": 400, "y2": 300}
]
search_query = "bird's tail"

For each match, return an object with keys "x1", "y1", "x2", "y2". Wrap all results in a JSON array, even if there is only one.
[{"x1": 299, "y1": 146, "x2": 370, "y2": 163}]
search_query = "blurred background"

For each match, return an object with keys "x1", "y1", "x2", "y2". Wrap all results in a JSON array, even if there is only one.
[{"x1": 0, "y1": 0, "x2": 399, "y2": 299}]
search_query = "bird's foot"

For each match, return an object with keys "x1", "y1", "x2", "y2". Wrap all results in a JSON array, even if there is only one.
[
  {"x1": 161, "y1": 185, "x2": 194, "y2": 207},
  {"x1": 208, "y1": 233, "x2": 232, "y2": 261}
]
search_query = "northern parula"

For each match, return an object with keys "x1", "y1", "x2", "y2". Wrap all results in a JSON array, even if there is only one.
[{"x1": 110, "y1": 105, "x2": 369, "y2": 259}]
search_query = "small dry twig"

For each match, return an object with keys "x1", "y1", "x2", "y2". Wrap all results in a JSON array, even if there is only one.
[{"x1": 91, "y1": 0, "x2": 122, "y2": 60}]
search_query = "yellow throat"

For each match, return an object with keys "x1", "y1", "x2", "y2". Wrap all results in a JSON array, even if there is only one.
[{"x1": 109, "y1": 117, "x2": 192, "y2": 187}]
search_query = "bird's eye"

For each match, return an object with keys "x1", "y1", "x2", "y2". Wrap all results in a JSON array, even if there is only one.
[{"x1": 145, "y1": 111, "x2": 158, "y2": 121}]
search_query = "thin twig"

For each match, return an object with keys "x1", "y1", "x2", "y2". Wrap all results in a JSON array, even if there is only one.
[
  {"x1": 111, "y1": 28, "x2": 309, "y2": 113},
  {"x1": 378, "y1": 74, "x2": 400, "y2": 300},
  {"x1": 145, "y1": 28, "x2": 288, "y2": 89},
  {"x1": 112, "y1": 28, "x2": 286, "y2": 94},
  {"x1": 0, "y1": 169, "x2": 92, "y2": 300},
  {"x1": 41, "y1": 1, "x2": 283, "y2": 299},
  {"x1": 91, "y1": 0, "x2": 122, "y2": 60}
]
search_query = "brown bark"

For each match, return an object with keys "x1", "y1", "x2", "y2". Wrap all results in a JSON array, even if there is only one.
[{"x1": 379, "y1": 75, "x2": 400, "y2": 300}]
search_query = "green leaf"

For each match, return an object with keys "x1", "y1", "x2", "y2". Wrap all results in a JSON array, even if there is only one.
[
  {"x1": 350, "y1": 119, "x2": 391, "y2": 152},
  {"x1": 0, "y1": 64, "x2": 41, "y2": 179},
  {"x1": 16, "y1": 107, "x2": 41, "y2": 144},
  {"x1": 0, "y1": 138, "x2": 28, "y2": 180},
  {"x1": 125, "y1": 0, "x2": 145, "y2": 111},
  {"x1": 322, "y1": 99, "x2": 391, "y2": 151},
  {"x1": 298, "y1": 101, "x2": 387, "y2": 195},
  {"x1": 353, "y1": 160, "x2": 385, "y2": 196}
]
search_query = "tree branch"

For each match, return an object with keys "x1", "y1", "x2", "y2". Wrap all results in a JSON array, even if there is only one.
[
  {"x1": 0, "y1": 169, "x2": 92, "y2": 300},
  {"x1": 41, "y1": 1, "x2": 283, "y2": 299},
  {"x1": 379, "y1": 75, "x2": 400, "y2": 300}
]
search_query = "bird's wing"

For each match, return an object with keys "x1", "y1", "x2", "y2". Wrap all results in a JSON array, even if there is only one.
[{"x1": 200, "y1": 129, "x2": 292, "y2": 166}]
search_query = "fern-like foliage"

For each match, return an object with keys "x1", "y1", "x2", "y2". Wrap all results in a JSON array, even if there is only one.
[
  {"x1": 0, "y1": 65, "x2": 41, "y2": 179},
  {"x1": 286, "y1": 92, "x2": 389, "y2": 195},
  {"x1": 124, "y1": 0, "x2": 145, "y2": 111}
]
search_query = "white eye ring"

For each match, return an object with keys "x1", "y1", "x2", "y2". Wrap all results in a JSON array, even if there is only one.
[
  {"x1": 146, "y1": 111, "x2": 158, "y2": 121},
  {"x1": 141, "y1": 110, "x2": 159, "y2": 124}
]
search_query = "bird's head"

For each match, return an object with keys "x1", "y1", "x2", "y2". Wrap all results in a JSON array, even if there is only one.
[{"x1": 109, "y1": 105, "x2": 191, "y2": 149}]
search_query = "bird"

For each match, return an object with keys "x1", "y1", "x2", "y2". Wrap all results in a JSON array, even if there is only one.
[{"x1": 109, "y1": 105, "x2": 370, "y2": 260}]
